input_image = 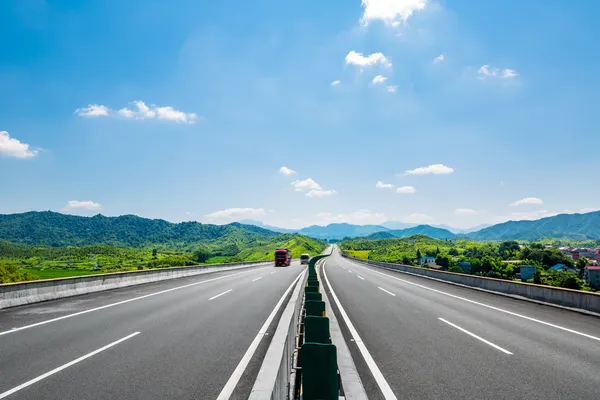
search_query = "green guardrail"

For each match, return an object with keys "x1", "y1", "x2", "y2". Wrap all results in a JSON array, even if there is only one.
[{"x1": 298, "y1": 252, "x2": 338, "y2": 400}]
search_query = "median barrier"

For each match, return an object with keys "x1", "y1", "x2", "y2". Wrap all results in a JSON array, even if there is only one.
[
  {"x1": 0, "y1": 260, "x2": 273, "y2": 310},
  {"x1": 305, "y1": 300, "x2": 326, "y2": 316},
  {"x1": 345, "y1": 256, "x2": 600, "y2": 314},
  {"x1": 300, "y1": 343, "x2": 338, "y2": 400}
]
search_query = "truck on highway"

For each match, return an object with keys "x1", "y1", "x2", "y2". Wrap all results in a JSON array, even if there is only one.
[
  {"x1": 300, "y1": 254, "x2": 310, "y2": 264},
  {"x1": 274, "y1": 248, "x2": 292, "y2": 267}
]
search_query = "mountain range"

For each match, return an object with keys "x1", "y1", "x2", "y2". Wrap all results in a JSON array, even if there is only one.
[
  {"x1": 240, "y1": 211, "x2": 600, "y2": 241},
  {"x1": 1, "y1": 210, "x2": 599, "y2": 245}
]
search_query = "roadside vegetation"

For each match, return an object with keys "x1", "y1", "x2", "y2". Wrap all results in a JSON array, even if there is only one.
[
  {"x1": 340, "y1": 235, "x2": 595, "y2": 291},
  {"x1": 0, "y1": 235, "x2": 326, "y2": 283}
]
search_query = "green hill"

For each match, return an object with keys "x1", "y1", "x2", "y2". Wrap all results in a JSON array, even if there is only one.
[
  {"x1": 378, "y1": 225, "x2": 456, "y2": 240},
  {"x1": 467, "y1": 211, "x2": 600, "y2": 241},
  {"x1": 0, "y1": 211, "x2": 278, "y2": 248}
]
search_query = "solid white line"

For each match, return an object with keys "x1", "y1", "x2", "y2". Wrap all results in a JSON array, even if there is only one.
[
  {"x1": 323, "y1": 260, "x2": 398, "y2": 400},
  {"x1": 0, "y1": 267, "x2": 268, "y2": 337},
  {"x1": 357, "y1": 275, "x2": 365, "y2": 280},
  {"x1": 345, "y1": 259, "x2": 600, "y2": 342},
  {"x1": 216, "y1": 268, "x2": 306, "y2": 400},
  {"x1": 378, "y1": 287, "x2": 396, "y2": 297},
  {"x1": 252, "y1": 277, "x2": 263, "y2": 282},
  {"x1": 209, "y1": 289, "x2": 233, "y2": 301},
  {"x1": 0, "y1": 332, "x2": 140, "y2": 399},
  {"x1": 439, "y1": 318, "x2": 512, "y2": 355}
]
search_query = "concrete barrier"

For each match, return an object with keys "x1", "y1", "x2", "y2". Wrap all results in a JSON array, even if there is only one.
[
  {"x1": 248, "y1": 269, "x2": 306, "y2": 400},
  {"x1": 345, "y1": 256, "x2": 600, "y2": 314},
  {"x1": 0, "y1": 261, "x2": 272, "y2": 309}
]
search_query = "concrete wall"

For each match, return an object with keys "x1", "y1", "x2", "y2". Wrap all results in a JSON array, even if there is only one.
[
  {"x1": 346, "y1": 256, "x2": 600, "y2": 314},
  {"x1": 0, "y1": 261, "x2": 271, "y2": 309}
]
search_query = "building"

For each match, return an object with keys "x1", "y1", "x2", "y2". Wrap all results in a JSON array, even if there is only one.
[
  {"x1": 586, "y1": 266, "x2": 600, "y2": 289},
  {"x1": 549, "y1": 264, "x2": 578, "y2": 274},
  {"x1": 458, "y1": 262, "x2": 471, "y2": 274},
  {"x1": 520, "y1": 265, "x2": 537, "y2": 282},
  {"x1": 419, "y1": 256, "x2": 435, "y2": 265}
]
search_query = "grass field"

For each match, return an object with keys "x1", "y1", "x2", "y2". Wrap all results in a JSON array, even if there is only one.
[
  {"x1": 17, "y1": 268, "x2": 111, "y2": 280},
  {"x1": 345, "y1": 250, "x2": 369, "y2": 259}
]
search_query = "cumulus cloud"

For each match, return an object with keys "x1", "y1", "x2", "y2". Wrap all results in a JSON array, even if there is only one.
[
  {"x1": 404, "y1": 164, "x2": 454, "y2": 175},
  {"x1": 315, "y1": 209, "x2": 387, "y2": 225},
  {"x1": 292, "y1": 178, "x2": 322, "y2": 192},
  {"x1": 510, "y1": 197, "x2": 544, "y2": 207},
  {"x1": 75, "y1": 104, "x2": 110, "y2": 117},
  {"x1": 62, "y1": 200, "x2": 102, "y2": 212},
  {"x1": 403, "y1": 213, "x2": 434, "y2": 224},
  {"x1": 0, "y1": 131, "x2": 38, "y2": 158},
  {"x1": 204, "y1": 207, "x2": 267, "y2": 221},
  {"x1": 396, "y1": 186, "x2": 417, "y2": 194},
  {"x1": 493, "y1": 209, "x2": 558, "y2": 223},
  {"x1": 76, "y1": 101, "x2": 199, "y2": 124},
  {"x1": 292, "y1": 178, "x2": 336, "y2": 198},
  {"x1": 433, "y1": 54, "x2": 444, "y2": 63},
  {"x1": 279, "y1": 166, "x2": 297, "y2": 176},
  {"x1": 581, "y1": 207, "x2": 599, "y2": 213},
  {"x1": 478, "y1": 65, "x2": 519, "y2": 80},
  {"x1": 386, "y1": 85, "x2": 397, "y2": 93},
  {"x1": 372, "y1": 75, "x2": 387, "y2": 84},
  {"x1": 307, "y1": 189, "x2": 337, "y2": 198},
  {"x1": 454, "y1": 208, "x2": 478, "y2": 216},
  {"x1": 345, "y1": 51, "x2": 391, "y2": 68},
  {"x1": 376, "y1": 181, "x2": 394, "y2": 189},
  {"x1": 360, "y1": 0, "x2": 428, "y2": 26},
  {"x1": 331, "y1": 80, "x2": 341, "y2": 86}
]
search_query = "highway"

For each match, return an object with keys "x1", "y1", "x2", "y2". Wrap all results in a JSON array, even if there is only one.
[
  {"x1": 323, "y1": 247, "x2": 600, "y2": 400},
  {"x1": 0, "y1": 261, "x2": 305, "y2": 399}
]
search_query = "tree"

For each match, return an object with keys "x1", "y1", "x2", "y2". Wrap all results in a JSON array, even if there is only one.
[
  {"x1": 435, "y1": 254, "x2": 452, "y2": 269},
  {"x1": 416, "y1": 249, "x2": 422, "y2": 262},
  {"x1": 533, "y1": 269, "x2": 542, "y2": 284},
  {"x1": 193, "y1": 248, "x2": 212, "y2": 263},
  {"x1": 436, "y1": 246, "x2": 440, "y2": 255},
  {"x1": 448, "y1": 248, "x2": 459, "y2": 256},
  {"x1": 576, "y1": 257, "x2": 589, "y2": 279},
  {"x1": 152, "y1": 249, "x2": 158, "y2": 260}
]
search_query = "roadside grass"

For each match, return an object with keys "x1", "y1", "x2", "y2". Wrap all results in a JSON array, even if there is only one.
[{"x1": 345, "y1": 250, "x2": 369, "y2": 260}]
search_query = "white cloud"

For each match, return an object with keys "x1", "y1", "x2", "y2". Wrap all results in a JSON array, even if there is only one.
[
  {"x1": 307, "y1": 189, "x2": 337, "y2": 198},
  {"x1": 279, "y1": 166, "x2": 297, "y2": 176},
  {"x1": 292, "y1": 178, "x2": 322, "y2": 192},
  {"x1": 454, "y1": 208, "x2": 478, "y2": 216},
  {"x1": 62, "y1": 200, "x2": 102, "y2": 212},
  {"x1": 403, "y1": 213, "x2": 434, "y2": 224},
  {"x1": 292, "y1": 178, "x2": 336, "y2": 198},
  {"x1": 376, "y1": 181, "x2": 394, "y2": 189},
  {"x1": 372, "y1": 75, "x2": 388, "y2": 84},
  {"x1": 75, "y1": 104, "x2": 110, "y2": 117},
  {"x1": 0, "y1": 131, "x2": 38, "y2": 158},
  {"x1": 396, "y1": 186, "x2": 417, "y2": 194},
  {"x1": 386, "y1": 85, "x2": 397, "y2": 93},
  {"x1": 433, "y1": 54, "x2": 444, "y2": 63},
  {"x1": 493, "y1": 209, "x2": 558, "y2": 223},
  {"x1": 510, "y1": 197, "x2": 544, "y2": 207},
  {"x1": 76, "y1": 101, "x2": 199, "y2": 124},
  {"x1": 478, "y1": 65, "x2": 519, "y2": 80},
  {"x1": 581, "y1": 207, "x2": 598, "y2": 213},
  {"x1": 204, "y1": 207, "x2": 267, "y2": 221},
  {"x1": 315, "y1": 209, "x2": 387, "y2": 225},
  {"x1": 360, "y1": 0, "x2": 428, "y2": 26},
  {"x1": 345, "y1": 51, "x2": 391, "y2": 68},
  {"x1": 331, "y1": 80, "x2": 341, "y2": 86},
  {"x1": 405, "y1": 164, "x2": 454, "y2": 175},
  {"x1": 118, "y1": 108, "x2": 135, "y2": 118}
]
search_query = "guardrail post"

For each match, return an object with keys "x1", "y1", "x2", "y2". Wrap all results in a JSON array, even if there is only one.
[
  {"x1": 304, "y1": 316, "x2": 331, "y2": 344},
  {"x1": 300, "y1": 343, "x2": 338, "y2": 400},
  {"x1": 305, "y1": 300, "x2": 326, "y2": 316}
]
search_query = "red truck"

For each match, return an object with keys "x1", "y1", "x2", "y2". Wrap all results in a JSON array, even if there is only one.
[{"x1": 274, "y1": 248, "x2": 292, "y2": 267}]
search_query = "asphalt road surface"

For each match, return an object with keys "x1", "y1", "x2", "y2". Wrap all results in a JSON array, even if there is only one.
[
  {"x1": 0, "y1": 261, "x2": 305, "y2": 399},
  {"x1": 323, "y1": 247, "x2": 600, "y2": 400}
]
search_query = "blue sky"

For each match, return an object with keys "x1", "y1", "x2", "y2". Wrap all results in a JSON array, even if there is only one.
[{"x1": 1, "y1": 0, "x2": 599, "y2": 229}]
